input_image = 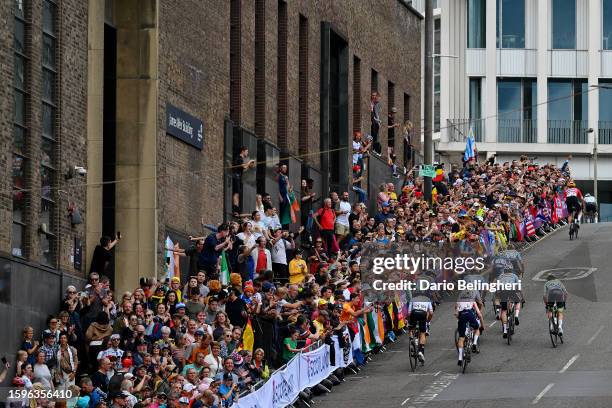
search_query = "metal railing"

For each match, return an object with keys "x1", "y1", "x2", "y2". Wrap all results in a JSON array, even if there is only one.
[
  {"x1": 547, "y1": 119, "x2": 588, "y2": 144},
  {"x1": 447, "y1": 118, "x2": 484, "y2": 143},
  {"x1": 599, "y1": 121, "x2": 612, "y2": 144},
  {"x1": 497, "y1": 119, "x2": 537, "y2": 143}
]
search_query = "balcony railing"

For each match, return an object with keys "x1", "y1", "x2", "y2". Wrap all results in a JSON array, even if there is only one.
[
  {"x1": 447, "y1": 118, "x2": 484, "y2": 143},
  {"x1": 599, "y1": 121, "x2": 612, "y2": 144},
  {"x1": 547, "y1": 120, "x2": 588, "y2": 144},
  {"x1": 497, "y1": 119, "x2": 537, "y2": 143}
]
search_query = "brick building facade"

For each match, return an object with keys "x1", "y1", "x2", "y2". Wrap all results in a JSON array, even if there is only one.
[{"x1": 0, "y1": 0, "x2": 421, "y2": 355}]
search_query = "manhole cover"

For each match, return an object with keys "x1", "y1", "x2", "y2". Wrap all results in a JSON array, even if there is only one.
[{"x1": 532, "y1": 267, "x2": 596, "y2": 282}]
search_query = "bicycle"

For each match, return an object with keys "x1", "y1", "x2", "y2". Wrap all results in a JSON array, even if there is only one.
[
  {"x1": 548, "y1": 303, "x2": 564, "y2": 348},
  {"x1": 569, "y1": 209, "x2": 580, "y2": 240},
  {"x1": 461, "y1": 325, "x2": 474, "y2": 374},
  {"x1": 408, "y1": 326, "x2": 423, "y2": 371}
]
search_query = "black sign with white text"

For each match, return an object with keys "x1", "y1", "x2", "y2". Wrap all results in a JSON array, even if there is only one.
[{"x1": 165, "y1": 103, "x2": 204, "y2": 150}]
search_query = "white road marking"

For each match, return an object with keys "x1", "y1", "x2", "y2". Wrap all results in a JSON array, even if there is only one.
[
  {"x1": 489, "y1": 320, "x2": 497, "y2": 328},
  {"x1": 559, "y1": 354, "x2": 580, "y2": 373},
  {"x1": 587, "y1": 325, "x2": 604, "y2": 345},
  {"x1": 532, "y1": 383, "x2": 555, "y2": 404},
  {"x1": 400, "y1": 397, "x2": 411, "y2": 406}
]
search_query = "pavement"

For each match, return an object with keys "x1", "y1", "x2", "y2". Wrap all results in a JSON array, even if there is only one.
[{"x1": 316, "y1": 223, "x2": 612, "y2": 408}]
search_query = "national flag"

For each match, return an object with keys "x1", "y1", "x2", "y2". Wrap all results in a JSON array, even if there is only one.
[
  {"x1": 220, "y1": 250, "x2": 231, "y2": 286},
  {"x1": 242, "y1": 318, "x2": 254, "y2": 352},
  {"x1": 525, "y1": 219, "x2": 536, "y2": 236},
  {"x1": 374, "y1": 308, "x2": 385, "y2": 345},
  {"x1": 464, "y1": 128, "x2": 476, "y2": 162},
  {"x1": 514, "y1": 219, "x2": 524, "y2": 242}
]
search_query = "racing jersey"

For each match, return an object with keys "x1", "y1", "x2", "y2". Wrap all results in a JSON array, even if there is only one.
[
  {"x1": 497, "y1": 272, "x2": 520, "y2": 285},
  {"x1": 544, "y1": 279, "x2": 567, "y2": 299},
  {"x1": 409, "y1": 295, "x2": 433, "y2": 313},
  {"x1": 564, "y1": 187, "x2": 583, "y2": 200},
  {"x1": 456, "y1": 301, "x2": 475, "y2": 312}
]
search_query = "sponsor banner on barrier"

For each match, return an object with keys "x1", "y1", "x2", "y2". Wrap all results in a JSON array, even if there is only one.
[
  {"x1": 332, "y1": 328, "x2": 354, "y2": 368},
  {"x1": 299, "y1": 344, "x2": 333, "y2": 389},
  {"x1": 235, "y1": 353, "x2": 300, "y2": 408}
]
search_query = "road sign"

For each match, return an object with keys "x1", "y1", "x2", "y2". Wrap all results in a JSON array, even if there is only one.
[{"x1": 420, "y1": 164, "x2": 436, "y2": 178}]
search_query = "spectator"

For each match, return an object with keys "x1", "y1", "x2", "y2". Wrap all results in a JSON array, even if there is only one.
[
  {"x1": 250, "y1": 237, "x2": 272, "y2": 279},
  {"x1": 232, "y1": 146, "x2": 256, "y2": 215},
  {"x1": 90, "y1": 234, "x2": 121, "y2": 275},
  {"x1": 56, "y1": 332, "x2": 79, "y2": 389},
  {"x1": 91, "y1": 357, "x2": 112, "y2": 393},
  {"x1": 270, "y1": 229, "x2": 294, "y2": 283},
  {"x1": 33, "y1": 350, "x2": 54, "y2": 389},
  {"x1": 314, "y1": 198, "x2": 337, "y2": 254},
  {"x1": 370, "y1": 92, "x2": 382, "y2": 155},
  {"x1": 203, "y1": 342, "x2": 223, "y2": 378},
  {"x1": 200, "y1": 224, "x2": 231, "y2": 280},
  {"x1": 21, "y1": 326, "x2": 40, "y2": 364},
  {"x1": 281, "y1": 328, "x2": 303, "y2": 363},
  {"x1": 288, "y1": 249, "x2": 307, "y2": 284}
]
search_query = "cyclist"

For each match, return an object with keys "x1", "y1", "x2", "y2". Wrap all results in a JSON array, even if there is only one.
[
  {"x1": 500, "y1": 248, "x2": 524, "y2": 277},
  {"x1": 490, "y1": 255, "x2": 513, "y2": 319},
  {"x1": 495, "y1": 267, "x2": 522, "y2": 338},
  {"x1": 407, "y1": 293, "x2": 433, "y2": 363},
  {"x1": 455, "y1": 290, "x2": 483, "y2": 366},
  {"x1": 543, "y1": 274, "x2": 568, "y2": 336},
  {"x1": 564, "y1": 180, "x2": 583, "y2": 224},
  {"x1": 584, "y1": 193, "x2": 597, "y2": 222}
]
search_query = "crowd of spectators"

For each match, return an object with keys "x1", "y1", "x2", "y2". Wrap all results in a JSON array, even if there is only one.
[{"x1": 6, "y1": 92, "x2": 576, "y2": 407}]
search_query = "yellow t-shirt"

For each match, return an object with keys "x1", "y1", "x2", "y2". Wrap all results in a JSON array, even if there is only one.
[{"x1": 288, "y1": 258, "x2": 307, "y2": 284}]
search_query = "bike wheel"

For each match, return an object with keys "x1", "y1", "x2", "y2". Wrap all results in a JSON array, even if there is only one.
[
  {"x1": 409, "y1": 339, "x2": 417, "y2": 371},
  {"x1": 454, "y1": 329, "x2": 459, "y2": 352},
  {"x1": 507, "y1": 312, "x2": 514, "y2": 345},
  {"x1": 549, "y1": 316, "x2": 557, "y2": 348},
  {"x1": 462, "y1": 342, "x2": 470, "y2": 374}
]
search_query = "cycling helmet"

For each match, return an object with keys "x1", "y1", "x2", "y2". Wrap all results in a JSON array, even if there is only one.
[
  {"x1": 585, "y1": 193, "x2": 591, "y2": 197},
  {"x1": 567, "y1": 181, "x2": 576, "y2": 187},
  {"x1": 546, "y1": 274, "x2": 556, "y2": 281}
]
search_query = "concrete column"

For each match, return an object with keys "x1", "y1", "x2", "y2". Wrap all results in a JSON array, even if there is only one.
[
  {"x1": 588, "y1": 0, "x2": 601, "y2": 145},
  {"x1": 114, "y1": 0, "x2": 159, "y2": 295},
  {"x1": 86, "y1": 0, "x2": 105, "y2": 272},
  {"x1": 536, "y1": 0, "x2": 549, "y2": 144},
  {"x1": 485, "y1": 0, "x2": 497, "y2": 143}
]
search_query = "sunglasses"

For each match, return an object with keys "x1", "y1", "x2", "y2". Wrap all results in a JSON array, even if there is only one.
[{"x1": 67, "y1": 291, "x2": 76, "y2": 294}]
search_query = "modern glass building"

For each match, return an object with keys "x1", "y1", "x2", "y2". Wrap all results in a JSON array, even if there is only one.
[{"x1": 423, "y1": 0, "x2": 612, "y2": 213}]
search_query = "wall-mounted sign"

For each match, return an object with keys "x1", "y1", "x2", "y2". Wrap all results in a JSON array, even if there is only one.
[{"x1": 166, "y1": 103, "x2": 204, "y2": 150}]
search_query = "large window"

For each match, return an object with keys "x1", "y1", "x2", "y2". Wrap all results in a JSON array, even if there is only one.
[
  {"x1": 469, "y1": 78, "x2": 483, "y2": 141},
  {"x1": 599, "y1": 81, "x2": 612, "y2": 143},
  {"x1": 604, "y1": 0, "x2": 612, "y2": 50},
  {"x1": 497, "y1": 0, "x2": 525, "y2": 48},
  {"x1": 41, "y1": 0, "x2": 57, "y2": 266},
  {"x1": 548, "y1": 80, "x2": 588, "y2": 143},
  {"x1": 13, "y1": 0, "x2": 27, "y2": 257},
  {"x1": 467, "y1": 0, "x2": 486, "y2": 48},
  {"x1": 552, "y1": 0, "x2": 576, "y2": 49},
  {"x1": 497, "y1": 79, "x2": 537, "y2": 143}
]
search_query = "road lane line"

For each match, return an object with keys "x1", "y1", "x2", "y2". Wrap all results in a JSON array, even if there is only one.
[
  {"x1": 559, "y1": 354, "x2": 580, "y2": 373},
  {"x1": 400, "y1": 397, "x2": 411, "y2": 406},
  {"x1": 489, "y1": 320, "x2": 497, "y2": 328},
  {"x1": 587, "y1": 325, "x2": 604, "y2": 345},
  {"x1": 532, "y1": 383, "x2": 555, "y2": 404}
]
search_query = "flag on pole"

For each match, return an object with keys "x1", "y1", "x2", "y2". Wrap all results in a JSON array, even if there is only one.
[
  {"x1": 220, "y1": 250, "x2": 231, "y2": 286},
  {"x1": 525, "y1": 219, "x2": 536, "y2": 236},
  {"x1": 464, "y1": 127, "x2": 476, "y2": 162},
  {"x1": 242, "y1": 318, "x2": 254, "y2": 352}
]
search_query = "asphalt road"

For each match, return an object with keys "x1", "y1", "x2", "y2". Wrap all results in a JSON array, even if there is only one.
[{"x1": 316, "y1": 223, "x2": 612, "y2": 408}]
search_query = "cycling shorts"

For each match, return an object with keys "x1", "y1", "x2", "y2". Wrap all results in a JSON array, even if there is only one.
[
  {"x1": 457, "y1": 310, "x2": 480, "y2": 337},
  {"x1": 546, "y1": 302, "x2": 565, "y2": 312},
  {"x1": 496, "y1": 290, "x2": 521, "y2": 308},
  {"x1": 566, "y1": 197, "x2": 581, "y2": 216},
  {"x1": 585, "y1": 203, "x2": 597, "y2": 213},
  {"x1": 409, "y1": 310, "x2": 428, "y2": 332}
]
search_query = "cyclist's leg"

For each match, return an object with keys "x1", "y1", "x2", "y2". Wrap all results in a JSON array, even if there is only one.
[
  {"x1": 457, "y1": 315, "x2": 467, "y2": 363},
  {"x1": 557, "y1": 302, "x2": 566, "y2": 334},
  {"x1": 500, "y1": 301, "x2": 509, "y2": 336}
]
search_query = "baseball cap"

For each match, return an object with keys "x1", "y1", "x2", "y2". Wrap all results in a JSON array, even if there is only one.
[
  {"x1": 183, "y1": 383, "x2": 195, "y2": 393},
  {"x1": 175, "y1": 303, "x2": 186, "y2": 309},
  {"x1": 110, "y1": 333, "x2": 121, "y2": 340},
  {"x1": 223, "y1": 372, "x2": 233, "y2": 381},
  {"x1": 42, "y1": 329, "x2": 54, "y2": 339},
  {"x1": 178, "y1": 397, "x2": 190, "y2": 405},
  {"x1": 195, "y1": 328, "x2": 205, "y2": 336}
]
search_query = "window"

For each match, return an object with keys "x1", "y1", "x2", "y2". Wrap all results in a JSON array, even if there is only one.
[
  {"x1": 599, "y1": 81, "x2": 612, "y2": 143},
  {"x1": 434, "y1": 18, "x2": 440, "y2": 132},
  {"x1": 497, "y1": 79, "x2": 537, "y2": 142},
  {"x1": 604, "y1": 0, "x2": 612, "y2": 50},
  {"x1": 552, "y1": 0, "x2": 576, "y2": 49},
  {"x1": 41, "y1": 0, "x2": 57, "y2": 266},
  {"x1": 371, "y1": 69, "x2": 378, "y2": 92},
  {"x1": 548, "y1": 80, "x2": 588, "y2": 143},
  {"x1": 469, "y1": 78, "x2": 482, "y2": 141},
  {"x1": 13, "y1": 0, "x2": 27, "y2": 258},
  {"x1": 497, "y1": 0, "x2": 525, "y2": 48},
  {"x1": 353, "y1": 56, "x2": 361, "y2": 132},
  {"x1": 467, "y1": 0, "x2": 486, "y2": 48}
]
